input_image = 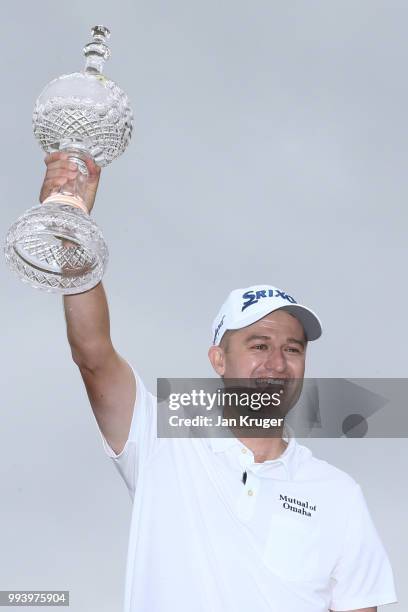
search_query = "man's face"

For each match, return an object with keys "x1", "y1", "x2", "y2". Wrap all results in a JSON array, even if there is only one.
[{"x1": 208, "y1": 309, "x2": 307, "y2": 412}]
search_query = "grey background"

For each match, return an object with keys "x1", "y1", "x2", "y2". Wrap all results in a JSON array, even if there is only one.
[{"x1": 1, "y1": 0, "x2": 406, "y2": 610}]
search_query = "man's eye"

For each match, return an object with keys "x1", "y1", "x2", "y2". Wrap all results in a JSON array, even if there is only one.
[
  {"x1": 286, "y1": 347, "x2": 300, "y2": 353},
  {"x1": 253, "y1": 344, "x2": 268, "y2": 350}
]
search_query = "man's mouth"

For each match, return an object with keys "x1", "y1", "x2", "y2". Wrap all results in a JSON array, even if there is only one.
[{"x1": 254, "y1": 378, "x2": 287, "y2": 390}]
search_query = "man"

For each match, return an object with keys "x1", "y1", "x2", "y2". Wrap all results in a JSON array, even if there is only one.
[{"x1": 41, "y1": 153, "x2": 397, "y2": 612}]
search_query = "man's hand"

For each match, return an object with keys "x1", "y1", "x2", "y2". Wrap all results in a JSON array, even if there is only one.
[{"x1": 39, "y1": 151, "x2": 101, "y2": 214}]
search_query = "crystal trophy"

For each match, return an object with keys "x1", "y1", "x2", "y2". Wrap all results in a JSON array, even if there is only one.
[{"x1": 4, "y1": 26, "x2": 133, "y2": 294}]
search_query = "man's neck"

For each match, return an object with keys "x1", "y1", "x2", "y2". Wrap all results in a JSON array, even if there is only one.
[
  {"x1": 221, "y1": 404, "x2": 287, "y2": 462},
  {"x1": 236, "y1": 435, "x2": 288, "y2": 463}
]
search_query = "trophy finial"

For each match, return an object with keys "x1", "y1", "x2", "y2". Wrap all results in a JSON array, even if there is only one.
[
  {"x1": 91, "y1": 25, "x2": 111, "y2": 41},
  {"x1": 83, "y1": 25, "x2": 111, "y2": 73}
]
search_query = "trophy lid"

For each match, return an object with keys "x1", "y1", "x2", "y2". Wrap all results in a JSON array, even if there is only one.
[{"x1": 32, "y1": 25, "x2": 133, "y2": 166}]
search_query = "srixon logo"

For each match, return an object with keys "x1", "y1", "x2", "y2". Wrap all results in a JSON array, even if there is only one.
[
  {"x1": 213, "y1": 314, "x2": 225, "y2": 344},
  {"x1": 241, "y1": 289, "x2": 297, "y2": 312}
]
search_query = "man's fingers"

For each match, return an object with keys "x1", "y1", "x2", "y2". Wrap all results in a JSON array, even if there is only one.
[
  {"x1": 40, "y1": 152, "x2": 101, "y2": 211},
  {"x1": 77, "y1": 155, "x2": 101, "y2": 179},
  {"x1": 39, "y1": 177, "x2": 68, "y2": 202},
  {"x1": 45, "y1": 168, "x2": 78, "y2": 180},
  {"x1": 45, "y1": 160, "x2": 77, "y2": 172},
  {"x1": 44, "y1": 151, "x2": 69, "y2": 165},
  {"x1": 44, "y1": 152, "x2": 100, "y2": 172}
]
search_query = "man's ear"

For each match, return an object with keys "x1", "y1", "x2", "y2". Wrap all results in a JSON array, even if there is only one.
[{"x1": 208, "y1": 345, "x2": 226, "y2": 376}]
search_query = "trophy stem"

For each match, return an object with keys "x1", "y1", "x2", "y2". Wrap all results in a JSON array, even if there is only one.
[
  {"x1": 42, "y1": 147, "x2": 93, "y2": 215},
  {"x1": 83, "y1": 26, "x2": 111, "y2": 75}
]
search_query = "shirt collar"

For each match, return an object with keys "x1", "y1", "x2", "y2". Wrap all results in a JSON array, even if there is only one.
[{"x1": 206, "y1": 425, "x2": 301, "y2": 480}]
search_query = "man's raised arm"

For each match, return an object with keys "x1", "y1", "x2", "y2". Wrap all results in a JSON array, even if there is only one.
[
  {"x1": 41, "y1": 152, "x2": 136, "y2": 455},
  {"x1": 64, "y1": 282, "x2": 136, "y2": 455}
]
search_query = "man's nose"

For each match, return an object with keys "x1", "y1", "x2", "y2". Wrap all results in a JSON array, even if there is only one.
[{"x1": 263, "y1": 349, "x2": 287, "y2": 374}]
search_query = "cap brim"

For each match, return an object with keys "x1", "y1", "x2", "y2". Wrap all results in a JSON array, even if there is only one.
[
  {"x1": 227, "y1": 304, "x2": 322, "y2": 342},
  {"x1": 278, "y1": 305, "x2": 322, "y2": 341}
]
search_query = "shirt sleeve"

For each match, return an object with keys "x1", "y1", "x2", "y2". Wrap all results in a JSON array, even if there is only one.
[
  {"x1": 96, "y1": 363, "x2": 160, "y2": 499},
  {"x1": 329, "y1": 483, "x2": 397, "y2": 611}
]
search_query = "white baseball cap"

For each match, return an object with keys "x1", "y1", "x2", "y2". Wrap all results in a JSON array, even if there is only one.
[{"x1": 211, "y1": 284, "x2": 322, "y2": 345}]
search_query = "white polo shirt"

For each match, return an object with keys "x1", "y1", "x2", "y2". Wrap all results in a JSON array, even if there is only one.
[{"x1": 98, "y1": 369, "x2": 397, "y2": 612}]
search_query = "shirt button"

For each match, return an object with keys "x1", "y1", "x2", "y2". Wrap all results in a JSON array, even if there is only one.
[
  {"x1": 241, "y1": 448, "x2": 247, "y2": 454},
  {"x1": 247, "y1": 489, "x2": 254, "y2": 496}
]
